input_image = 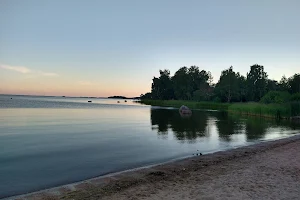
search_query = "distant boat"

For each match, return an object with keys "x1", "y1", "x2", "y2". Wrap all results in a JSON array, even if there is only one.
[
  {"x1": 117, "y1": 101, "x2": 120, "y2": 103},
  {"x1": 125, "y1": 100, "x2": 127, "y2": 102},
  {"x1": 88, "y1": 100, "x2": 92, "y2": 103}
]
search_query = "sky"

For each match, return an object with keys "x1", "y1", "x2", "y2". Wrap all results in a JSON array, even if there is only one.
[{"x1": 0, "y1": 0, "x2": 299, "y2": 97}]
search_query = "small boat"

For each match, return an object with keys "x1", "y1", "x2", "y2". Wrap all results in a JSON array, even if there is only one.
[
  {"x1": 117, "y1": 101, "x2": 120, "y2": 103},
  {"x1": 88, "y1": 100, "x2": 92, "y2": 103},
  {"x1": 124, "y1": 100, "x2": 127, "y2": 102}
]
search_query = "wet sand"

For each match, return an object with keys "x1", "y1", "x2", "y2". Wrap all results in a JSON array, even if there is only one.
[{"x1": 10, "y1": 134, "x2": 300, "y2": 200}]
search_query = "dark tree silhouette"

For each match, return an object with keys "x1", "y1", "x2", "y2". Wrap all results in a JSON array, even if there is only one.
[
  {"x1": 141, "y1": 64, "x2": 299, "y2": 103},
  {"x1": 289, "y1": 74, "x2": 300, "y2": 94}
]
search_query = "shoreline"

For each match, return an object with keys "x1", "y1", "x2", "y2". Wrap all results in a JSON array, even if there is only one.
[
  {"x1": 5, "y1": 133, "x2": 300, "y2": 200},
  {"x1": 141, "y1": 99, "x2": 300, "y2": 119}
]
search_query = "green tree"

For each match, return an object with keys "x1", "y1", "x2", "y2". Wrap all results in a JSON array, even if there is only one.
[
  {"x1": 192, "y1": 85, "x2": 213, "y2": 101},
  {"x1": 290, "y1": 93, "x2": 300, "y2": 101},
  {"x1": 214, "y1": 66, "x2": 241, "y2": 102},
  {"x1": 266, "y1": 79, "x2": 279, "y2": 92},
  {"x1": 151, "y1": 69, "x2": 174, "y2": 100},
  {"x1": 260, "y1": 91, "x2": 291, "y2": 104},
  {"x1": 288, "y1": 74, "x2": 300, "y2": 94},
  {"x1": 188, "y1": 66, "x2": 211, "y2": 101},
  {"x1": 279, "y1": 75, "x2": 290, "y2": 91},
  {"x1": 238, "y1": 75, "x2": 247, "y2": 102},
  {"x1": 246, "y1": 64, "x2": 268, "y2": 101},
  {"x1": 172, "y1": 66, "x2": 211, "y2": 100},
  {"x1": 140, "y1": 92, "x2": 152, "y2": 99},
  {"x1": 172, "y1": 67, "x2": 191, "y2": 100}
]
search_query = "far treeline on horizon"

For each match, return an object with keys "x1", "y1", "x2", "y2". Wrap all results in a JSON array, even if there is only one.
[{"x1": 140, "y1": 64, "x2": 300, "y2": 104}]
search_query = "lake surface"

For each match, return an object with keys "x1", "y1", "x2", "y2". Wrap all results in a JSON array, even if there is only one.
[{"x1": 0, "y1": 95, "x2": 299, "y2": 198}]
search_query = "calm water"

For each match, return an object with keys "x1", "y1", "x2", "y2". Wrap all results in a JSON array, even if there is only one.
[{"x1": 0, "y1": 95, "x2": 299, "y2": 198}]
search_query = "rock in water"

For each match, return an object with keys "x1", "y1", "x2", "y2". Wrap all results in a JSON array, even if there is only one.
[{"x1": 179, "y1": 105, "x2": 192, "y2": 117}]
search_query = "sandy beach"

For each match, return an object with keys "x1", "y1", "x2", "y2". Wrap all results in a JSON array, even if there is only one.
[{"x1": 10, "y1": 134, "x2": 300, "y2": 200}]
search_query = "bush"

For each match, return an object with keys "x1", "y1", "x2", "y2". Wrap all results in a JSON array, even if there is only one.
[
  {"x1": 229, "y1": 102, "x2": 291, "y2": 118},
  {"x1": 260, "y1": 91, "x2": 291, "y2": 104},
  {"x1": 213, "y1": 97, "x2": 221, "y2": 103},
  {"x1": 290, "y1": 93, "x2": 300, "y2": 101}
]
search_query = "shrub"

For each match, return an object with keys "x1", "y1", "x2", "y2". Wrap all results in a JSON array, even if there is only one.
[
  {"x1": 290, "y1": 93, "x2": 300, "y2": 101},
  {"x1": 213, "y1": 97, "x2": 221, "y2": 103},
  {"x1": 260, "y1": 91, "x2": 290, "y2": 104}
]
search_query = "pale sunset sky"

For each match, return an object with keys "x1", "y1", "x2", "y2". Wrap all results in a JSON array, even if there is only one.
[{"x1": 0, "y1": 0, "x2": 299, "y2": 97}]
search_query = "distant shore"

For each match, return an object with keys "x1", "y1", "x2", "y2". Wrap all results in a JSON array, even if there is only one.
[
  {"x1": 7, "y1": 134, "x2": 300, "y2": 200},
  {"x1": 108, "y1": 96, "x2": 140, "y2": 99}
]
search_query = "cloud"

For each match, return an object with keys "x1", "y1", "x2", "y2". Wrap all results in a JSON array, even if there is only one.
[
  {"x1": 1, "y1": 64, "x2": 58, "y2": 77},
  {"x1": 79, "y1": 81, "x2": 93, "y2": 86},
  {"x1": 0, "y1": 64, "x2": 31, "y2": 73}
]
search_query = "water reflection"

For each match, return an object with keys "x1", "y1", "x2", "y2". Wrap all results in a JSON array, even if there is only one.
[
  {"x1": 213, "y1": 112, "x2": 267, "y2": 141},
  {"x1": 213, "y1": 112, "x2": 244, "y2": 141},
  {"x1": 244, "y1": 118, "x2": 268, "y2": 141},
  {"x1": 151, "y1": 108, "x2": 208, "y2": 141},
  {"x1": 151, "y1": 108, "x2": 300, "y2": 142}
]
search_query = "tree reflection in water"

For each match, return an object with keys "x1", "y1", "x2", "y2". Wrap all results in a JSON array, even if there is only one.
[
  {"x1": 151, "y1": 108, "x2": 208, "y2": 141},
  {"x1": 213, "y1": 112, "x2": 267, "y2": 141},
  {"x1": 151, "y1": 108, "x2": 300, "y2": 142}
]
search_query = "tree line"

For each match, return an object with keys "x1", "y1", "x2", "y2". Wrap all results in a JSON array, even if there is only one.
[{"x1": 141, "y1": 64, "x2": 300, "y2": 103}]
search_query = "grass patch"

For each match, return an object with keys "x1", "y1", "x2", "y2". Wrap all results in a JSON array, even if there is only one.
[{"x1": 228, "y1": 102, "x2": 300, "y2": 118}]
